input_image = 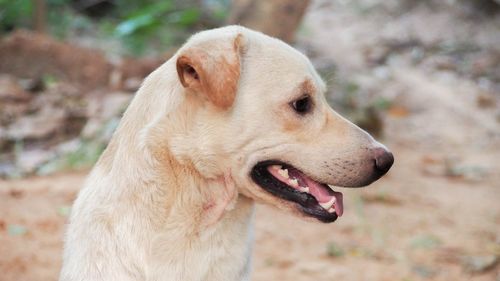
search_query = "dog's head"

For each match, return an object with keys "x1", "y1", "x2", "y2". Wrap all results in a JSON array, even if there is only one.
[{"x1": 169, "y1": 26, "x2": 393, "y2": 223}]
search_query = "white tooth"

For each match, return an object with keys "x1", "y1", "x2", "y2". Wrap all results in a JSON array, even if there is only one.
[
  {"x1": 288, "y1": 179, "x2": 299, "y2": 187},
  {"x1": 271, "y1": 165, "x2": 282, "y2": 171},
  {"x1": 278, "y1": 168, "x2": 289, "y2": 179},
  {"x1": 328, "y1": 207, "x2": 336, "y2": 213},
  {"x1": 299, "y1": 186, "x2": 309, "y2": 193},
  {"x1": 319, "y1": 197, "x2": 336, "y2": 210}
]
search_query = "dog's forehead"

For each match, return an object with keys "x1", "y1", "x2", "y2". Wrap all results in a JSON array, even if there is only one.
[
  {"x1": 243, "y1": 34, "x2": 326, "y2": 94},
  {"x1": 246, "y1": 55, "x2": 325, "y2": 97}
]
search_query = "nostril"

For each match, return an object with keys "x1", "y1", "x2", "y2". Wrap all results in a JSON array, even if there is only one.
[{"x1": 373, "y1": 148, "x2": 394, "y2": 174}]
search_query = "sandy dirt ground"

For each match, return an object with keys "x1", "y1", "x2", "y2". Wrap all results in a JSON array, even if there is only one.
[
  {"x1": 1, "y1": 144, "x2": 499, "y2": 281},
  {"x1": 1, "y1": 0, "x2": 499, "y2": 280}
]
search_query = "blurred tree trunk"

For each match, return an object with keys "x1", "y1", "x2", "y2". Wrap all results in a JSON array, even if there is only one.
[
  {"x1": 227, "y1": 0, "x2": 311, "y2": 43},
  {"x1": 33, "y1": 0, "x2": 47, "y2": 33}
]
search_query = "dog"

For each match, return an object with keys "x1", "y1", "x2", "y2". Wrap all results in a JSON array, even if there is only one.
[{"x1": 60, "y1": 25, "x2": 393, "y2": 281}]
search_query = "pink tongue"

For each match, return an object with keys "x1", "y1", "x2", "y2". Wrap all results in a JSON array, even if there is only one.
[
  {"x1": 266, "y1": 166, "x2": 344, "y2": 217},
  {"x1": 303, "y1": 177, "x2": 344, "y2": 217},
  {"x1": 303, "y1": 177, "x2": 332, "y2": 203}
]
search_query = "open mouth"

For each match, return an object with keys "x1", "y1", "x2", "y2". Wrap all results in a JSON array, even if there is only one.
[{"x1": 251, "y1": 161, "x2": 344, "y2": 223}]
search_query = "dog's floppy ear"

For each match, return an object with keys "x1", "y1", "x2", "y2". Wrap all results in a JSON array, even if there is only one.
[{"x1": 176, "y1": 33, "x2": 244, "y2": 109}]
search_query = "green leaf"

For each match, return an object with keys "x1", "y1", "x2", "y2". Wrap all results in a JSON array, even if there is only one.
[
  {"x1": 57, "y1": 205, "x2": 71, "y2": 217},
  {"x1": 0, "y1": 0, "x2": 33, "y2": 30},
  {"x1": 167, "y1": 8, "x2": 201, "y2": 27},
  {"x1": 115, "y1": 14, "x2": 156, "y2": 37},
  {"x1": 373, "y1": 97, "x2": 392, "y2": 111},
  {"x1": 122, "y1": 1, "x2": 174, "y2": 19},
  {"x1": 326, "y1": 242, "x2": 345, "y2": 257},
  {"x1": 42, "y1": 74, "x2": 58, "y2": 88}
]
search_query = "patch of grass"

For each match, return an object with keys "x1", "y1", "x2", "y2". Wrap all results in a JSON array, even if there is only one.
[
  {"x1": 63, "y1": 140, "x2": 105, "y2": 169},
  {"x1": 57, "y1": 205, "x2": 71, "y2": 217},
  {"x1": 42, "y1": 74, "x2": 58, "y2": 88},
  {"x1": 347, "y1": 246, "x2": 374, "y2": 258},
  {"x1": 410, "y1": 234, "x2": 442, "y2": 249},
  {"x1": 361, "y1": 191, "x2": 402, "y2": 206},
  {"x1": 326, "y1": 242, "x2": 345, "y2": 258},
  {"x1": 373, "y1": 97, "x2": 392, "y2": 111},
  {"x1": 37, "y1": 140, "x2": 105, "y2": 175},
  {"x1": 263, "y1": 257, "x2": 275, "y2": 266}
]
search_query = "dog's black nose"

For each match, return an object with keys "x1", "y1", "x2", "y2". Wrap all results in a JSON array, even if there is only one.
[{"x1": 373, "y1": 147, "x2": 394, "y2": 174}]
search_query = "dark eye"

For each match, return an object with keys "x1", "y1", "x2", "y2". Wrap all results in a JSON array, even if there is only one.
[{"x1": 291, "y1": 95, "x2": 312, "y2": 114}]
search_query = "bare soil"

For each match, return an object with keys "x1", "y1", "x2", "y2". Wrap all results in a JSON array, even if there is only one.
[{"x1": 1, "y1": 144, "x2": 499, "y2": 281}]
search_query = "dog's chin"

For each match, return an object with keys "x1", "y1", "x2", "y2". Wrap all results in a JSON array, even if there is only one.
[{"x1": 250, "y1": 160, "x2": 344, "y2": 223}]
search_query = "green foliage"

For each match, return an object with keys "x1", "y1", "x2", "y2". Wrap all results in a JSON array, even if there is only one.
[
  {"x1": 1, "y1": 0, "x2": 230, "y2": 56},
  {"x1": 57, "y1": 205, "x2": 71, "y2": 217},
  {"x1": 0, "y1": 0, "x2": 33, "y2": 30},
  {"x1": 111, "y1": 1, "x2": 213, "y2": 55},
  {"x1": 37, "y1": 140, "x2": 105, "y2": 175},
  {"x1": 64, "y1": 141, "x2": 105, "y2": 169},
  {"x1": 114, "y1": 1, "x2": 174, "y2": 37},
  {"x1": 46, "y1": 5, "x2": 72, "y2": 39},
  {"x1": 42, "y1": 74, "x2": 58, "y2": 88},
  {"x1": 373, "y1": 97, "x2": 392, "y2": 111},
  {"x1": 326, "y1": 242, "x2": 345, "y2": 257},
  {"x1": 106, "y1": 0, "x2": 229, "y2": 55},
  {"x1": 0, "y1": 0, "x2": 78, "y2": 36}
]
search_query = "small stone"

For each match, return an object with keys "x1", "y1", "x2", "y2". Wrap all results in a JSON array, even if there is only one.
[
  {"x1": 123, "y1": 77, "x2": 142, "y2": 92},
  {"x1": 462, "y1": 255, "x2": 499, "y2": 273},
  {"x1": 6, "y1": 106, "x2": 66, "y2": 140},
  {"x1": 0, "y1": 75, "x2": 31, "y2": 102},
  {"x1": 17, "y1": 149, "x2": 54, "y2": 174},
  {"x1": 477, "y1": 92, "x2": 496, "y2": 109}
]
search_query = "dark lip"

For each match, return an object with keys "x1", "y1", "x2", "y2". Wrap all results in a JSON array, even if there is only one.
[{"x1": 250, "y1": 160, "x2": 338, "y2": 223}]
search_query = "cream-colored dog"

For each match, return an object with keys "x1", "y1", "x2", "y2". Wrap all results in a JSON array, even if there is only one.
[{"x1": 60, "y1": 26, "x2": 393, "y2": 281}]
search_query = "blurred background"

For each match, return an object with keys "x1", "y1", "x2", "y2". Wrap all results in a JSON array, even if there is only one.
[{"x1": 0, "y1": 0, "x2": 499, "y2": 280}]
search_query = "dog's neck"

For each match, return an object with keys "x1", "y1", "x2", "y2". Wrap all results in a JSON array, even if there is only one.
[{"x1": 94, "y1": 60, "x2": 252, "y2": 235}]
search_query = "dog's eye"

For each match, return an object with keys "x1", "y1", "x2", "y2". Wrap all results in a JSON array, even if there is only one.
[{"x1": 291, "y1": 95, "x2": 312, "y2": 114}]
